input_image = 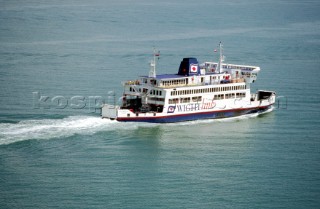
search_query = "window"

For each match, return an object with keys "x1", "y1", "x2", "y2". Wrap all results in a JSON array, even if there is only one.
[
  {"x1": 169, "y1": 98, "x2": 179, "y2": 104},
  {"x1": 236, "y1": 92, "x2": 246, "y2": 98},
  {"x1": 192, "y1": 96, "x2": 202, "y2": 102},
  {"x1": 180, "y1": 97, "x2": 190, "y2": 103},
  {"x1": 214, "y1": 94, "x2": 224, "y2": 100},
  {"x1": 225, "y1": 93, "x2": 235, "y2": 99}
]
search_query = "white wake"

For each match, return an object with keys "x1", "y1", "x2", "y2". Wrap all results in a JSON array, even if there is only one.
[
  {"x1": 0, "y1": 116, "x2": 124, "y2": 145},
  {"x1": 0, "y1": 108, "x2": 274, "y2": 145}
]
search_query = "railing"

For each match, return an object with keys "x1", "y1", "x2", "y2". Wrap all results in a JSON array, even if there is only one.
[
  {"x1": 124, "y1": 80, "x2": 141, "y2": 85},
  {"x1": 230, "y1": 78, "x2": 245, "y2": 83}
]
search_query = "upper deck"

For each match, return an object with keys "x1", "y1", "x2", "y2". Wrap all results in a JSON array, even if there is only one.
[{"x1": 124, "y1": 61, "x2": 259, "y2": 89}]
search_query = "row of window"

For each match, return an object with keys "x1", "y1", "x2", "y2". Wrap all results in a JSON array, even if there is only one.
[
  {"x1": 215, "y1": 93, "x2": 246, "y2": 100},
  {"x1": 242, "y1": 72, "x2": 257, "y2": 76},
  {"x1": 162, "y1": 75, "x2": 231, "y2": 87},
  {"x1": 224, "y1": 92, "x2": 246, "y2": 99},
  {"x1": 206, "y1": 63, "x2": 255, "y2": 71},
  {"x1": 148, "y1": 98, "x2": 165, "y2": 102},
  {"x1": 162, "y1": 79, "x2": 187, "y2": 86},
  {"x1": 223, "y1": 65, "x2": 255, "y2": 71},
  {"x1": 128, "y1": 87, "x2": 163, "y2": 96},
  {"x1": 149, "y1": 89, "x2": 162, "y2": 96},
  {"x1": 168, "y1": 93, "x2": 246, "y2": 104},
  {"x1": 170, "y1": 85, "x2": 246, "y2": 96}
]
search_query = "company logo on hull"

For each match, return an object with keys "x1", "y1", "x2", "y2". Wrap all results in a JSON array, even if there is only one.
[
  {"x1": 167, "y1": 99, "x2": 216, "y2": 114},
  {"x1": 167, "y1": 106, "x2": 176, "y2": 113}
]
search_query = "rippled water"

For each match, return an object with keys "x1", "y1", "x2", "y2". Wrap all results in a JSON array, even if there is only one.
[{"x1": 1, "y1": 0, "x2": 319, "y2": 208}]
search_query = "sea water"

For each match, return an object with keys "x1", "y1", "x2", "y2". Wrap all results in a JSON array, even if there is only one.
[{"x1": 0, "y1": 0, "x2": 319, "y2": 208}]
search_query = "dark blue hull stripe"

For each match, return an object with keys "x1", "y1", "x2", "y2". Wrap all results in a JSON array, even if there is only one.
[{"x1": 117, "y1": 106, "x2": 272, "y2": 123}]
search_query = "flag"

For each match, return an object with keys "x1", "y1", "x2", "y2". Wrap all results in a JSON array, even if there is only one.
[
  {"x1": 190, "y1": 64, "x2": 198, "y2": 73},
  {"x1": 154, "y1": 51, "x2": 160, "y2": 56}
]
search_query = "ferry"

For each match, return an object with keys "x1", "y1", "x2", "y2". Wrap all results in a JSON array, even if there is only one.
[{"x1": 101, "y1": 42, "x2": 276, "y2": 123}]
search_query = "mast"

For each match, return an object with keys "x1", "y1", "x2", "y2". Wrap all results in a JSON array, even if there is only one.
[
  {"x1": 218, "y1": 41, "x2": 224, "y2": 74},
  {"x1": 149, "y1": 48, "x2": 160, "y2": 78}
]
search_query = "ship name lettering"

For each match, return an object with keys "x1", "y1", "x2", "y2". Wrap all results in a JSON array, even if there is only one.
[
  {"x1": 176, "y1": 103, "x2": 200, "y2": 112},
  {"x1": 176, "y1": 101, "x2": 216, "y2": 112}
]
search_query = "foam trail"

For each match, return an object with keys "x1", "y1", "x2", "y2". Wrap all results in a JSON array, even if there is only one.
[
  {"x1": 0, "y1": 108, "x2": 274, "y2": 145},
  {"x1": 0, "y1": 116, "x2": 124, "y2": 145}
]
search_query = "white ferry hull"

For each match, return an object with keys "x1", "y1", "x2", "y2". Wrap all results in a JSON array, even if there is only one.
[
  {"x1": 116, "y1": 105, "x2": 273, "y2": 123},
  {"x1": 102, "y1": 94, "x2": 275, "y2": 123}
]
